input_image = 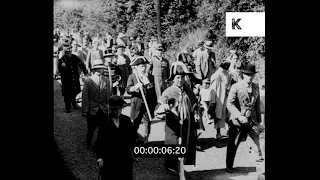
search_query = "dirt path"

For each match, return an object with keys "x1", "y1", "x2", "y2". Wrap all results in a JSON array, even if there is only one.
[{"x1": 53, "y1": 79, "x2": 261, "y2": 180}]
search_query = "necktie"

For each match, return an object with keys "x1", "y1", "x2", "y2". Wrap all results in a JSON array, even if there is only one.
[{"x1": 98, "y1": 75, "x2": 103, "y2": 90}]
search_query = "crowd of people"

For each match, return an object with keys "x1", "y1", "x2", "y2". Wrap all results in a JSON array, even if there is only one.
[{"x1": 53, "y1": 28, "x2": 265, "y2": 180}]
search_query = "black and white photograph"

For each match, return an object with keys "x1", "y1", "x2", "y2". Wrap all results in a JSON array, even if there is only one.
[{"x1": 53, "y1": 0, "x2": 265, "y2": 179}]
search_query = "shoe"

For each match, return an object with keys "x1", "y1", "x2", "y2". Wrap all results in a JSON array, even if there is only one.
[
  {"x1": 65, "y1": 109, "x2": 71, "y2": 113},
  {"x1": 226, "y1": 167, "x2": 233, "y2": 173},
  {"x1": 72, "y1": 103, "x2": 78, "y2": 109}
]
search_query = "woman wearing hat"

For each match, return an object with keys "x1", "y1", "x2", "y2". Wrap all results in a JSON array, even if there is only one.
[
  {"x1": 158, "y1": 61, "x2": 198, "y2": 178},
  {"x1": 82, "y1": 59, "x2": 111, "y2": 148},
  {"x1": 126, "y1": 56, "x2": 157, "y2": 143},
  {"x1": 95, "y1": 95, "x2": 135, "y2": 180},
  {"x1": 210, "y1": 59, "x2": 232, "y2": 139},
  {"x1": 57, "y1": 43, "x2": 89, "y2": 113},
  {"x1": 226, "y1": 63, "x2": 264, "y2": 175},
  {"x1": 86, "y1": 39, "x2": 104, "y2": 75}
]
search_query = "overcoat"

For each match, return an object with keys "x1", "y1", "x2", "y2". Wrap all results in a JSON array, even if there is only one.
[
  {"x1": 159, "y1": 84, "x2": 197, "y2": 165},
  {"x1": 57, "y1": 54, "x2": 87, "y2": 97},
  {"x1": 95, "y1": 114, "x2": 135, "y2": 180},
  {"x1": 126, "y1": 73, "x2": 157, "y2": 121},
  {"x1": 82, "y1": 75, "x2": 111, "y2": 115},
  {"x1": 210, "y1": 68, "x2": 231, "y2": 128}
]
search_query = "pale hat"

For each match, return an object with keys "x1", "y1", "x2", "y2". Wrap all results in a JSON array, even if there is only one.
[
  {"x1": 118, "y1": 32, "x2": 126, "y2": 38},
  {"x1": 92, "y1": 59, "x2": 107, "y2": 69},
  {"x1": 203, "y1": 41, "x2": 214, "y2": 50}
]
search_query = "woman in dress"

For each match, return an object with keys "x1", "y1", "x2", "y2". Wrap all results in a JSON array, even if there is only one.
[
  {"x1": 95, "y1": 95, "x2": 135, "y2": 180},
  {"x1": 210, "y1": 60, "x2": 231, "y2": 139}
]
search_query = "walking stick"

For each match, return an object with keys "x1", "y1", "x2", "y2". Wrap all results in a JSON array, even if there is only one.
[
  {"x1": 178, "y1": 95, "x2": 186, "y2": 180},
  {"x1": 107, "y1": 66, "x2": 113, "y2": 95},
  {"x1": 133, "y1": 68, "x2": 153, "y2": 123}
]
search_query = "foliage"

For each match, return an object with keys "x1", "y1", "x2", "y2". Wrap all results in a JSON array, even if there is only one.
[{"x1": 54, "y1": 0, "x2": 265, "y2": 82}]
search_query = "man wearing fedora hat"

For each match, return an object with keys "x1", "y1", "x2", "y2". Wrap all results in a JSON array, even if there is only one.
[
  {"x1": 147, "y1": 43, "x2": 170, "y2": 101},
  {"x1": 82, "y1": 59, "x2": 112, "y2": 148},
  {"x1": 95, "y1": 95, "x2": 135, "y2": 180},
  {"x1": 126, "y1": 56, "x2": 157, "y2": 143},
  {"x1": 56, "y1": 42, "x2": 89, "y2": 113},
  {"x1": 158, "y1": 61, "x2": 198, "y2": 178},
  {"x1": 102, "y1": 52, "x2": 120, "y2": 96},
  {"x1": 226, "y1": 63, "x2": 265, "y2": 174},
  {"x1": 86, "y1": 38, "x2": 104, "y2": 75},
  {"x1": 194, "y1": 40, "x2": 216, "y2": 80}
]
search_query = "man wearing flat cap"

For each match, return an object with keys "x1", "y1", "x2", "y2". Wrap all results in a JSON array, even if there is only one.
[
  {"x1": 56, "y1": 43, "x2": 89, "y2": 113},
  {"x1": 82, "y1": 59, "x2": 111, "y2": 148},
  {"x1": 225, "y1": 63, "x2": 265, "y2": 175},
  {"x1": 126, "y1": 56, "x2": 157, "y2": 143},
  {"x1": 147, "y1": 43, "x2": 170, "y2": 101}
]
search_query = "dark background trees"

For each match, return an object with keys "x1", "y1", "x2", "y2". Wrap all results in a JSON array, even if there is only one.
[{"x1": 54, "y1": 0, "x2": 265, "y2": 82}]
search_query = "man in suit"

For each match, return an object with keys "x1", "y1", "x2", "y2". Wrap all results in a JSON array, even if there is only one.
[
  {"x1": 82, "y1": 59, "x2": 111, "y2": 148},
  {"x1": 147, "y1": 43, "x2": 170, "y2": 101},
  {"x1": 56, "y1": 42, "x2": 88, "y2": 113},
  {"x1": 226, "y1": 64, "x2": 265, "y2": 175},
  {"x1": 86, "y1": 39, "x2": 104, "y2": 75},
  {"x1": 194, "y1": 41, "x2": 216, "y2": 80},
  {"x1": 126, "y1": 56, "x2": 158, "y2": 143}
]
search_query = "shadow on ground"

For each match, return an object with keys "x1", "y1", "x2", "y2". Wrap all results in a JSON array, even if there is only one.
[
  {"x1": 53, "y1": 139, "x2": 78, "y2": 180},
  {"x1": 186, "y1": 167, "x2": 257, "y2": 180}
]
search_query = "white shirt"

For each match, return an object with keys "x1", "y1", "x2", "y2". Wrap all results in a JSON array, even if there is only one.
[{"x1": 117, "y1": 55, "x2": 127, "y2": 65}]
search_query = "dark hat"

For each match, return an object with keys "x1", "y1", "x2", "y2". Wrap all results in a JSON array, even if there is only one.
[
  {"x1": 62, "y1": 43, "x2": 72, "y2": 51},
  {"x1": 108, "y1": 95, "x2": 127, "y2": 108},
  {"x1": 241, "y1": 64, "x2": 258, "y2": 74},
  {"x1": 103, "y1": 52, "x2": 115, "y2": 58},
  {"x1": 166, "y1": 61, "x2": 192, "y2": 82},
  {"x1": 220, "y1": 60, "x2": 231, "y2": 70},
  {"x1": 203, "y1": 78, "x2": 210, "y2": 83},
  {"x1": 130, "y1": 56, "x2": 149, "y2": 66}
]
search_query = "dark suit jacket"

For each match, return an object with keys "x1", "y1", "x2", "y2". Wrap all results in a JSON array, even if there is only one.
[
  {"x1": 126, "y1": 73, "x2": 157, "y2": 120},
  {"x1": 82, "y1": 75, "x2": 111, "y2": 115},
  {"x1": 227, "y1": 80, "x2": 262, "y2": 125}
]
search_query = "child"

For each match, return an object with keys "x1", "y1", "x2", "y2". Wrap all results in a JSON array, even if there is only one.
[{"x1": 199, "y1": 78, "x2": 216, "y2": 126}]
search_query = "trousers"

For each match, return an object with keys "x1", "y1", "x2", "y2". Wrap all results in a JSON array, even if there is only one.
[
  {"x1": 226, "y1": 120, "x2": 264, "y2": 171},
  {"x1": 133, "y1": 104, "x2": 150, "y2": 142},
  {"x1": 154, "y1": 75, "x2": 167, "y2": 101},
  {"x1": 63, "y1": 94, "x2": 77, "y2": 110},
  {"x1": 86, "y1": 108, "x2": 107, "y2": 145}
]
